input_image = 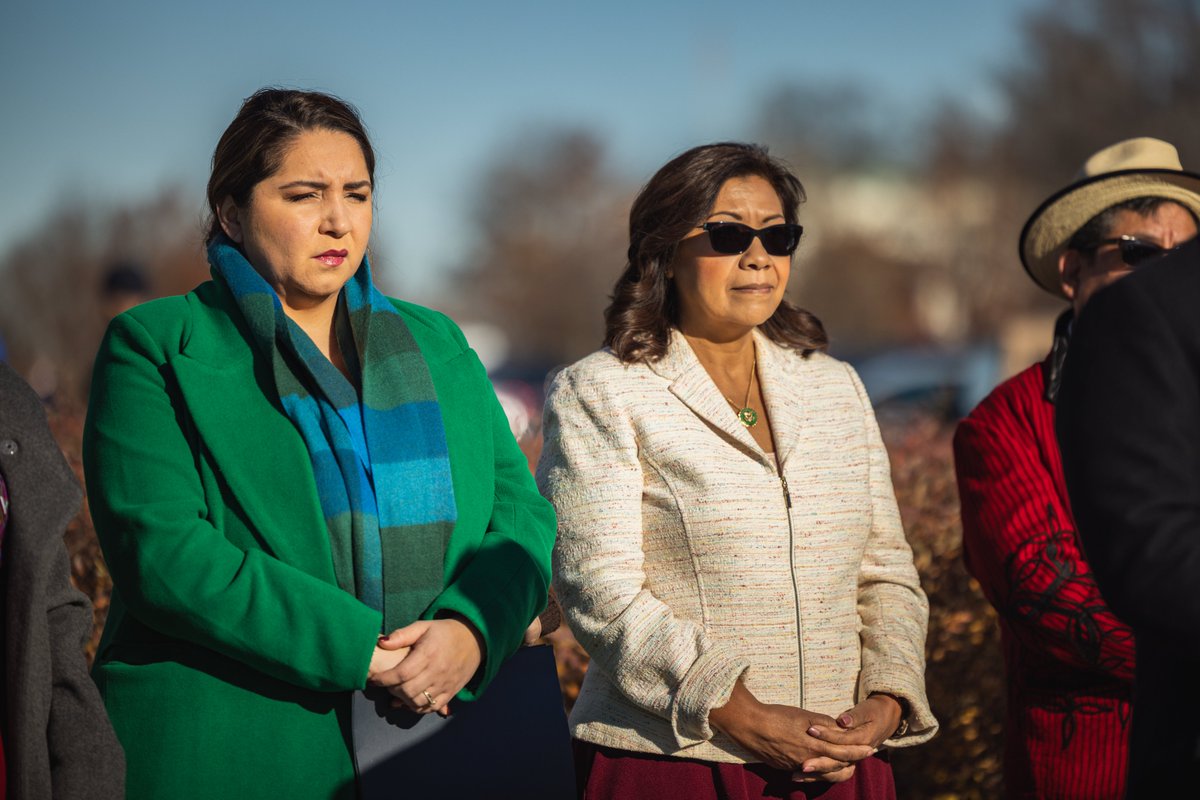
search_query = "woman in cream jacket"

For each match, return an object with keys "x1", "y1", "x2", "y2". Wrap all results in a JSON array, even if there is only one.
[{"x1": 538, "y1": 143, "x2": 936, "y2": 799}]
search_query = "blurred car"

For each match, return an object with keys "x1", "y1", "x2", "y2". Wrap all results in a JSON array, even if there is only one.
[
  {"x1": 488, "y1": 360, "x2": 562, "y2": 444},
  {"x1": 848, "y1": 343, "x2": 1002, "y2": 425}
]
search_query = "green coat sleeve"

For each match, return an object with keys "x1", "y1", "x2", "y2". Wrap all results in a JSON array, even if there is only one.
[{"x1": 84, "y1": 311, "x2": 383, "y2": 693}]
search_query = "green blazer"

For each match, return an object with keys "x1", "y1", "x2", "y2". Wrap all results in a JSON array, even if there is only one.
[{"x1": 83, "y1": 280, "x2": 556, "y2": 800}]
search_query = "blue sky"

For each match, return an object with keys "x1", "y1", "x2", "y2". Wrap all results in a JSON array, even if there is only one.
[{"x1": 1, "y1": 0, "x2": 1043, "y2": 297}]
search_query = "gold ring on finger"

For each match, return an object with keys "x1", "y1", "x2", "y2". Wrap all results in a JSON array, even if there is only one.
[{"x1": 422, "y1": 690, "x2": 435, "y2": 706}]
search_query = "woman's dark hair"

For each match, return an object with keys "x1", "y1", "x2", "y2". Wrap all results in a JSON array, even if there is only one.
[
  {"x1": 205, "y1": 88, "x2": 376, "y2": 244},
  {"x1": 604, "y1": 142, "x2": 826, "y2": 363}
]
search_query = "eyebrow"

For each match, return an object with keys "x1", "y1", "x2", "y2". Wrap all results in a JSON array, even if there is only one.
[
  {"x1": 277, "y1": 179, "x2": 372, "y2": 191},
  {"x1": 708, "y1": 210, "x2": 785, "y2": 223}
]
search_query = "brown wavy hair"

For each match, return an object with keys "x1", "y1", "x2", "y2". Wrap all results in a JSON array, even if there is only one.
[{"x1": 604, "y1": 142, "x2": 827, "y2": 363}]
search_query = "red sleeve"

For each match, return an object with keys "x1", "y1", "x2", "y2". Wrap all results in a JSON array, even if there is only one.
[{"x1": 954, "y1": 397, "x2": 1135, "y2": 681}]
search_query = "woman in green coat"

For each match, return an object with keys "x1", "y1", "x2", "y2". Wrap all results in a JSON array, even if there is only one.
[{"x1": 83, "y1": 88, "x2": 557, "y2": 798}]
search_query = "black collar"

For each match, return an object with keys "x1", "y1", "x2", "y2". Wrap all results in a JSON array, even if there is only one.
[{"x1": 1043, "y1": 309, "x2": 1074, "y2": 404}]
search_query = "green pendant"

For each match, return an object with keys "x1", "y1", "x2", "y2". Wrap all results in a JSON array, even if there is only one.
[{"x1": 736, "y1": 407, "x2": 759, "y2": 428}]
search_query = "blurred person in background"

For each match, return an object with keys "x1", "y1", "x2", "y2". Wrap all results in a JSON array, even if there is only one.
[
  {"x1": 539, "y1": 142, "x2": 936, "y2": 800},
  {"x1": 83, "y1": 88, "x2": 559, "y2": 799},
  {"x1": 98, "y1": 262, "x2": 151, "y2": 321},
  {"x1": 82, "y1": 262, "x2": 153, "y2": 401},
  {"x1": 0, "y1": 362, "x2": 125, "y2": 799},
  {"x1": 954, "y1": 137, "x2": 1200, "y2": 798}
]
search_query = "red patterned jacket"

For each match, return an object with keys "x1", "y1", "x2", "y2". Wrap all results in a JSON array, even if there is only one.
[{"x1": 954, "y1": 315, "x2": 1134, "y2": 799}]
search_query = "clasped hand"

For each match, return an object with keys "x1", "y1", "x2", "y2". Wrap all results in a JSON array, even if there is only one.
[
  {"x1": 796, "y1": 694, "x2": 903, "y2": 782},
  {"x1": 366, "y1": 617, "x2": 484, "y2": 717},
  {"x1": 709, "y1": 682, "x2": 900, "y2": 784}
]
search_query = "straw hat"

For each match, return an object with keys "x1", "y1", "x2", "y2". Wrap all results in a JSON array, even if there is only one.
[{"x1": 1019, "y1": 137, "x2": 1200, "y2": 296}]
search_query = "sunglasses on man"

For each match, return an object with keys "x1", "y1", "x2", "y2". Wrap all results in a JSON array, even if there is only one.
[
  {"x1": 1093, "y1": 235, "x2": 1188, "y2": 268},
  {"x1": 701, "y1": 222, "x2": 804, "y2": 257}
]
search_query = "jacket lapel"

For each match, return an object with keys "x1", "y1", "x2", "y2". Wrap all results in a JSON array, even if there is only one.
[
  {"x1": 171, "y1": 283, "x2": 333, "y2": 578},
  {"x1": 650, "y1": 329, "x2": 769, "y2": 465},
  {"x1": 754, "y1": 329, "x2": 806, "y2": 472}
]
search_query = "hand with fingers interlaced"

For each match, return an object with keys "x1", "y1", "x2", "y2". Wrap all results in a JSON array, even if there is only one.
[
  {"x1": 366, "y1": 616, "x2": 485, "y2": 716},
  {"x1": 795, "y1": 694, "x2": 904, "y2": 781},
  {"x1": 707, "y1": 681, "x2": 878, "y2": 784}
]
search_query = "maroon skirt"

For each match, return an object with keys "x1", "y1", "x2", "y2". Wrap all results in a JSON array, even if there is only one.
[{"x1": 574, "y1": 740, "x2": 896, "y2": 800}]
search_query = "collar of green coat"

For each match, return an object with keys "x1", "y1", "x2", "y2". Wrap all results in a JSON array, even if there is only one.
[{"x1": 170, "y1": 280, "x2": 338, "y2": 579}]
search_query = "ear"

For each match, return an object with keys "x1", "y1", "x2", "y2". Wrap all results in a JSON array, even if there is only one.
[
  {"x1": 216, "y1": 196, "x2": 245, "y2": 244},
  {"x1": 1058, "y1": 249, "x2": 1084, "y2": 301}
]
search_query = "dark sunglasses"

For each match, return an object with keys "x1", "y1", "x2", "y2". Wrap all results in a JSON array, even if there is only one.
[
  {"x1": 1094, "y1": 235, "x2": 1185, "y2": 268},
  {"x1": 700, "y1": 222, "x2": 804, "y2": 256}
]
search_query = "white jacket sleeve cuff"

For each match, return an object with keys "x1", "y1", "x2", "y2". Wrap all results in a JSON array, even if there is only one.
[
  {"x1": 858, "y1": 665, "x2": 939, "y2": 746},
  {"x1": 669, "y1": 647, "x2": 751, "y2": 748}
]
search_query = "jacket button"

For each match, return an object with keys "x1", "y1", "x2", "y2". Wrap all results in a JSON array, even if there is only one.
[{"x1": 0, "y1": 439, "x2": 17, "y2": 456}]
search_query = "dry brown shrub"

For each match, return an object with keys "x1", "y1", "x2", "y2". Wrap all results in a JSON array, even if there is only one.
[{"x1": 882, "y1": 415, "x2": 1004, "y2": 799}]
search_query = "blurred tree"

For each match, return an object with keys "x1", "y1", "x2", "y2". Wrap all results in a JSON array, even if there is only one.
[
  {"x1": 997, "y1": 0, "x2": 1200, "y2": 185},
  {"x1": 760, "y1": 0, "x2": 1200, "y2": 353},
  {"x1": 0, "y1": 187, "x2": 209, "y2": 407},
  {"x1": 757, "y1": 83, "x2": 892, "y2": 176},
  {"x1": 448, "y1": 129, "x2": 631, "y2": 368},
  {"x1": 922, "y1": 0, "x2": 1200, "y2": 340},
  {"x1": 789, "y1": 238, "x2": 929, "y2": 351},
  {"x1": 755, "y1": 82, "x2": 982, "y2": 352}
]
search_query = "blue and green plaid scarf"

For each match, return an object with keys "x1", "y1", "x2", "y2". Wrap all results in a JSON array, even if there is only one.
[{"x1": 209, "y1": 235, "x2": 457, "y2": 632}]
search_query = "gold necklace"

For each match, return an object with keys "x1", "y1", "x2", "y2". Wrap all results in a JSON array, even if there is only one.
[{"x1": 723, "y1": 353, "x2": 759, "y2": 428}]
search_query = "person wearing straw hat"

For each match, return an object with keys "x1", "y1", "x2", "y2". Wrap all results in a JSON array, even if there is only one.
[{"x1": 954, "y1": 137, "x2": 1200, "y2": 799}]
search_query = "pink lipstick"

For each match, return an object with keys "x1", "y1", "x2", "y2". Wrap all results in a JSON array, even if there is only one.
[{"x1": 316, "y1": 249, "x2": 349, "y2": 267}]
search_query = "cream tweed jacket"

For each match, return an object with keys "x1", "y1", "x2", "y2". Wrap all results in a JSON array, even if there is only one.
[{"x1": 537, "y1": 328, "x2": 937, "y2": 763}]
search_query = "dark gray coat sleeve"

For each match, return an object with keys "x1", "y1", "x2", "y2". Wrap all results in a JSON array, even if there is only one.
[
  {"x1": 44, "y1": 544, "x2": 126, "y2": 800},
  {"x1": 1, "y1": 362, "x2": 125, "y2": 800}
]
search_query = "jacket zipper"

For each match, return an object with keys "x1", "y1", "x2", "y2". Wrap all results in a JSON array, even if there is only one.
[{"x1": 780, "y1": 473, "x2": 803, "y2": 707}]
